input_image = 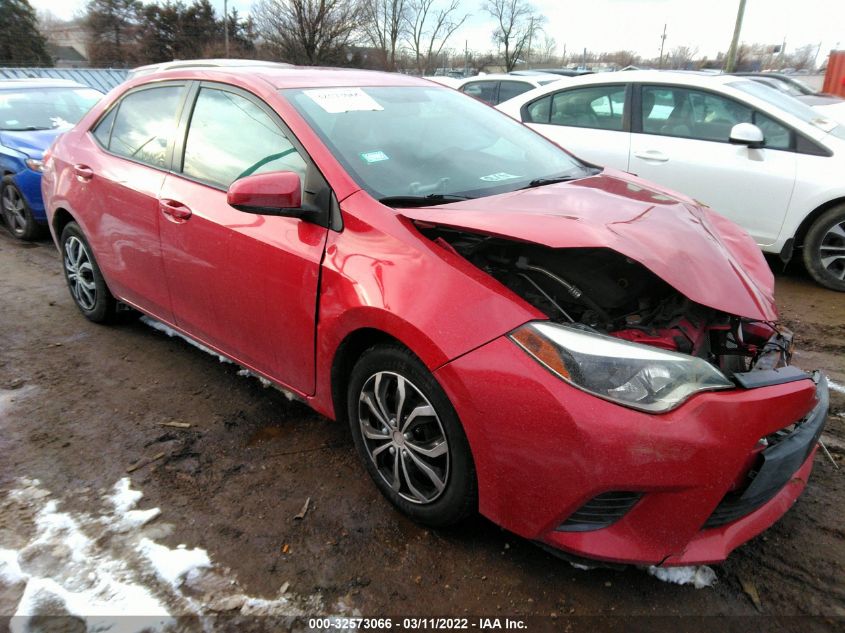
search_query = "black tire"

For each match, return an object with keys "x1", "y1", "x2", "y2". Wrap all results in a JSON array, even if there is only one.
[
  {"x1": 59, "y1": 222, "x2": 118, "y2": 323},
  {"x1": 347, "y1": 344, "x2": 477, "y2": 527},
  {"x1": 2, "y1": 175, "x2": 43, "y2": 241},
  {"x1": 802, "y1": 204, "x2": 845, "y2": 292}
]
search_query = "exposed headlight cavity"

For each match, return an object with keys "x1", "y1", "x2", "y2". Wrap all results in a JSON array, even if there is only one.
[{"x1": 511, "y1": 322, "x2": 733, "y2": 412}]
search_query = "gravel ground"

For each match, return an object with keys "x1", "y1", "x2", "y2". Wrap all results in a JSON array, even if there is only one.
[{"x1": 0, "y1": 231, "x2": 843, "y2": 630}]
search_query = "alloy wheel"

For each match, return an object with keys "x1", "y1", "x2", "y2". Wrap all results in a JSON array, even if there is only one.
[
  {"x1": 358, "y1": 371, "x2": 449, "y2": 504},
  {"x1": 64, "y1": 236, "x2": 97, "y2": 311},
  {"x1": 2, "y1": 185, "x2": 27, "y2": 236},
  {"x1": 820, "y1": 221, "x2": 845, "y2": 281}
]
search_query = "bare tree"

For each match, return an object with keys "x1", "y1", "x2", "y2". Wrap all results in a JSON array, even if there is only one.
[
  {"x1": 786, "y1": 43, "x2": 817, "y2": 71},
  {"x1": 361, "y1": 0, "x2": 408, "y2": 70},
  {"x1": 253, "y1": 0, "x2": 361, "y2": 65},
  {"x1": 484, "y1": 0, "x2": 541, "y2": 72},
  {"x1": 405, "y1": 0, "x2": 467, "y2": 75},
  {"x1": 667, "y1": 45, "x2": 698, "y2": 69},
  {"x1": 535, "y1": 33, "x2": 556, "y2": 65}
]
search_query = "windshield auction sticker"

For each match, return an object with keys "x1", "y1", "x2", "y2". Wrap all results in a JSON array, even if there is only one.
[
  {"x1": 480, "y1": 172, "x2": 520, "y2": 182},
  {"x1": 304, "y1": 87, "x2": 384, "y2": 113}
]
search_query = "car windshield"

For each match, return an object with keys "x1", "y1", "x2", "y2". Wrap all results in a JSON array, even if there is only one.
[
  {"x1": 283, "y1": 85, "x2": 592, "y2": 202},
  {"x1": 729, "y1": 79, "x2": 845, "y2": 139},
  {"x1": 0, "y1": 87, "x2": 102, "y2": 131}
]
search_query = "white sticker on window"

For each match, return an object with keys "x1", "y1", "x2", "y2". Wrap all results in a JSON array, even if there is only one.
[
  {"x1": 304, "y1": 88, "x2": 384, "y2": 114},
  {"x1": 479, "y1": 172, "x2": 520, "y2": 182},
  {"x1": 360, "y1": 150, "x2": 389, "y2": 163}
]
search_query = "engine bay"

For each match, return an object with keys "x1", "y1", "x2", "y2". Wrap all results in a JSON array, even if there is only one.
[{"x1": 418, "y1": 224, "x2": 792, "y2": 378}]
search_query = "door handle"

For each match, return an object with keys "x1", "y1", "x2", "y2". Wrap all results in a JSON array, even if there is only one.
[
  {"x1": 633, "y1": 150, "x2": 669, "y2": 163},
  {"x1": 73, "y1": 164, "x2": 94, "y2": 181},
  {"x1": 159, "y1": 199, "x2": 192, "y2": 222}
]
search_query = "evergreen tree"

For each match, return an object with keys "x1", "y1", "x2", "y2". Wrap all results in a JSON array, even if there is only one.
[
  {"x1": 0, "y1": 0, "x2": 53, "y2": 66},
  {"x1": 86, "y1": 0, "x2": 143, "y2": 67}
]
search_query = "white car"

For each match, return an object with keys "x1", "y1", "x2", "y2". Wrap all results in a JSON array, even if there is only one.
[
  {"x1": 498, "y1": 70, "x2": 845, "y2": 290},
  {"x1": 456, "y1": 73, "x2": 562, "y2": 106}
]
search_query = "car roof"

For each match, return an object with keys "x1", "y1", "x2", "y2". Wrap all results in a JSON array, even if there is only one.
[
  {"x1": 532, "y1": 69, "x2": 747, "y2": 88},
  {"x1": 0, "y1": 78, "x2": 92, "y2": 90},
  {"x1": 457, "y1": 72, "x2": 561, "y2": 85},
  {"x1": 131, "y1": 65, "x2": 435, "y2": 90}
]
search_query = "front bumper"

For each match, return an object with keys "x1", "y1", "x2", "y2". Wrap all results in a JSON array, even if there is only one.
[{"x1": 435, "y1": 336, "x2": 827, "y2": 566}]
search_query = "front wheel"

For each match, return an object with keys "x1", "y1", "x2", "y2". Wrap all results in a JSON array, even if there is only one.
[
  {"x1": 803, "y1": 204, "x2": 845, "y2": 291},
  {"x1": 2, "y1": 176, "x2": 42, "y2": 240},
  {"x1": 60, "y1": 222, "x2": 118, "y2": 322},
  {"x1": 347, "y1": 345, "x2": 477, "y2": 527}
]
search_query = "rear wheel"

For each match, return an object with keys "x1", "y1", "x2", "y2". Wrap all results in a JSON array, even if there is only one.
[
  {"x1": 60, "y1": 222, "x2": 118, "y2": 323},
  {"x1": 803, "y1": 204, "x2": 845, "y2": 291},
  {"x1": 1, "y1": 176, "x2": 42, "y2": 240},
  {"x1": 347, "y1": 345, "x2": 477, "y2": 527}
]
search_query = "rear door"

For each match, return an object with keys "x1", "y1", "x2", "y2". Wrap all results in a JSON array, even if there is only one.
[
  {"x1": 521, "y1": 84, "x2": 631, "y2": 169},
  {"x1": 157, "y1": 82, "x2": 330, "y2": 394},
  {"x1": 629, "y1": 84, "x2": 797, "y2": 246},
  {"x1": 84, "y1": 83, "x2": 188, "y2": 320}
]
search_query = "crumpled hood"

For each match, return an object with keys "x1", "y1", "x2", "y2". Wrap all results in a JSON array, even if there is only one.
[
  {"x1": 401, "y1": 169, "x2": 777, "y2": 321},
  {"x1": 0, "y1": 128, "x2": 66, "y2": 159}
]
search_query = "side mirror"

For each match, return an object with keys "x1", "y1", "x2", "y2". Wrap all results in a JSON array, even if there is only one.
[
  {"x1": 729, "y1": 123, "x2": 765, "y2": 149},
  {"x1": 227, "y1": 171, "x2": 302, "y2": 215}
]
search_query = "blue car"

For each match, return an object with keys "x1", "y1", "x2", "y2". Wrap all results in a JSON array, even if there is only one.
[{"x1": 1, "y1": 79, "x2": 102, "y2": 240}]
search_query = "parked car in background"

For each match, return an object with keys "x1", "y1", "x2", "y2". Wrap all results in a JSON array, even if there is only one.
[
  {"x1": 1, "y1": 79, "x2": 102, "y2": 239},
  {"x1": 511, "y1": 68, "x2": 594, "y2": 77},
  {"x1": 423, "y1": 75, "x2": 463, "y2": 88},
  {"x1": 43, "y1": 66, "x2": 827, "y2": 567},
  {"x1": 456, "y1": 73, "x2": 562, "y2": 105},
  {"x1": 731, "y1": 72, "x2": 845, "y2": 124},
  {"x1": 498, "y1": 70, "x2": 845, "y2": 290}
]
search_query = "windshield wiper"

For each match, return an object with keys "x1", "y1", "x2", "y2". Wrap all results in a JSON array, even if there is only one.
[
  {"x1": 522, "y1": 167, "x2": 601, "y2": 190},
  {"x1": 378, "y1": 193, "x2": 474, "y2": 207},
  {"x1": 0, "y1": 126, "x2": 51, "y2": 131}
]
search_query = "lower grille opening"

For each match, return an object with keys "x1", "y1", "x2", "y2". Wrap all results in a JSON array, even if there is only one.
[{"x1": 556, "y1": 491, "x2": 642, "y2": 532}]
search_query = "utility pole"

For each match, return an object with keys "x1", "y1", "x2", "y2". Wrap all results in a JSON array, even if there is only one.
[
  {"x1": 223, "y1": 0, "x2": 230, "y2": 57},
  {"x1": 658, "y1": 23, "x2": 667, "y2": 68},
  {"x1": 464, "y1": 40, "x2": 468, "y2": 77},
  {"x1": 724, "y1": 0, "x2": 747, "y2": 72}
]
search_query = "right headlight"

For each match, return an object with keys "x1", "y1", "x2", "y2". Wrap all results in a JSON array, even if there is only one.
[{"x1": 510, "y1": 321, "x2": 733, "y2": 413}]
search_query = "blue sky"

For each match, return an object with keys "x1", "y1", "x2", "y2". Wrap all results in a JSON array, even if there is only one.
[{"x1": 32, "y1": 0, "x2": 844, "y2": 62}]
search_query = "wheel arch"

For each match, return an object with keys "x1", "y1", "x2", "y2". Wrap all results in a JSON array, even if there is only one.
[
  {"x1": 329, "y1": 327, "x2": 412, "y2": 425},
  {"x1": 793, "y1": 196, "x2": 845, "y2": 249},
  {"x1": 52, "y1": 207, "x2": 77, "y2": 242}
]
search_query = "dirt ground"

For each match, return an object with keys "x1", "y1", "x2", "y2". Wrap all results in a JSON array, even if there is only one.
[{"x1": 0, "y1": 230, "x2": 843, "y2": 629}]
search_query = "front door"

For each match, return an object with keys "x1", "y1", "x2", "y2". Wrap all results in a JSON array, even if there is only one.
[
  {"x1": 157, "y1": 84, "x2": 329, "y2": 395},
  {"x1": 630, "y1": 84, "x2": 797, "y2": 246}
]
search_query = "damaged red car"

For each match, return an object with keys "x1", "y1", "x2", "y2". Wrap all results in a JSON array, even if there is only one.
[{"x1": 42, "y1": 67, "x2": 828, "y2": 567}]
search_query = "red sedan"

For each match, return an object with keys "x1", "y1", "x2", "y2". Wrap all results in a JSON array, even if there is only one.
[{"x1": 41, "y1": 66, "x2": 828, "y2": 567}]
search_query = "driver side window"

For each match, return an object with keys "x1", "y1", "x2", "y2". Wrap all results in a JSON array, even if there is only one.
[{"x1": 182, "y1": 87, "x2": 307, "y2": 189}]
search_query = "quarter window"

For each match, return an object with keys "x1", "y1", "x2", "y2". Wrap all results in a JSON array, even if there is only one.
[
  {"x1": 182, "y1": 87, "x2": 306, "y2": 189},
  {"x1": 641, "y1": 85, "x2": 752, "y2": 142},
  {"x1": 550, "y1": 86, "x2": 626, "y2": 130},
  {"x1": 107, "y1": 86, "x2": 184, "y2": 168}
]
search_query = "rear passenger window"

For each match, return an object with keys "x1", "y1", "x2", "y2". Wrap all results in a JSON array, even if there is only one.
[
  {"x1": 108, "y1": 86, "x2": 183, "y2": 168},
  {"x1": 498, "y1": 81, "x2": 532, "y2": 104},
  {"x1": 461, "y1": 81, "x2": 498, "y2": 105},
  {"x1": 550, "y1": 86, "x2": 626, "y2": 131},
  {"x1": 182, "y1": 87, "x2": 307, "y2": 189}
]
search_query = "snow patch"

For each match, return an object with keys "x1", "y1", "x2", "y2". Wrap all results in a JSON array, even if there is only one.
[
  {"x1": 827, "y1": 378, "x2": 845, "y2": 395},
  {"x1": 0, "y1": 549, "x2": 28, "y2": 586},
  {"x1": 1, "y1": 477, "x2": 324, "y2": 629},
  {"x1": 646, "y1": 565, "x2": 717, "y2": 588},
  {"x1": 141, "y1": 316, "x2": 232, "y2": 364},
  {"x1": 236, "y1": 368, "x2": 297, "y2": 401},
  {"x1": 137, "y1": 539, "x2": 211, "y2": 588}
]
